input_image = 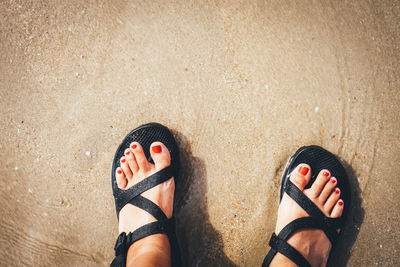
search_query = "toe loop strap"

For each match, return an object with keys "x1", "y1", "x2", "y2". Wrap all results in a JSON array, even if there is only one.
[{"x1": 284, "y1": 179, "x2": 340, "y2": 244}]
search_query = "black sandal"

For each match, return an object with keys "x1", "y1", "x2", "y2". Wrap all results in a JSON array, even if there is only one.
[
  {"x1": 262, "y1": 145, "x2": 351, "y2": 267},
  {"x1": 110, "y1": 123, "x2": 181, "y2": 267}
]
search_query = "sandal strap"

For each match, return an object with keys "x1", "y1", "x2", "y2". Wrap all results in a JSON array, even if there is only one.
[
  {"x1": 128, "y1": 195, "x2": 167, "y2": 221},
  {"x1": 262, "y1": 217, "x2": 320, "y2": 266},
  {"x1": 265, "y1": 233, "x2": 311, "y2": 267},
  {"x1": 111, "y1": 218, "x2": 175, "y2": 267},
  {"x1": 111, "y1": 166, "x2": 177, "y2": 267},
  {"x1": 115, "y1": 165, "x2": 175, "y2": 216},
  {"x1": 284, "y1": 179, "x2": 341, "y2": 244},
  {"x1": 262, "y1": 180, "x2": 343, "y2": 266},
  {"x1": 278, "y1": 217, "x2": 318, "y2": 240}
]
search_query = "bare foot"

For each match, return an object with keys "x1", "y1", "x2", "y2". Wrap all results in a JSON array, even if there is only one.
[
  {"x1": 115, "y1": 141, "x2": 174, "y2": 267},
  {"x1": 271, "y1": 164, "x2": 344, "y2": 267},
  {"x1": 115, "y1": 141, "x2": 174, "y2": 233}
]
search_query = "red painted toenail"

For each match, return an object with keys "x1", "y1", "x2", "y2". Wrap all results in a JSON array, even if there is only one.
[
  {"x1": 152, "y1": 145, "x2": 162, "y2": 153},
  {"x1": 323, "y1": 171, "x2": 329, "y2": 176},
  {"x1": 331, "y1": 178, "x2": 336, "y2": 183},
  {"x1": 338, "y1": 200, "x2": 343, "y2": 206},
  {"x1": 335, "y1": 189, "x2": 340, "y2": 194},
  {"x1": 298, "y1": 166, "x2": 309, "y2": 176},
  {"x1": 125, "y1": 151, "x2": 130, "y2": 155},
  {"x1": 117, "y1": 169, "x2": 122, "y2": 174},
  {"x1": 131, "y1": 144, "x2": 137, "y2": 149},
  {"x1": 121, "y1": 158, "x2": 126, "y2": 163}
]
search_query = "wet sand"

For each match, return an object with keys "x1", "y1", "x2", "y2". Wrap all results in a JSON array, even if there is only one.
[{"x1": 1, "y1": 1, "x2": 399, "y2": 266}]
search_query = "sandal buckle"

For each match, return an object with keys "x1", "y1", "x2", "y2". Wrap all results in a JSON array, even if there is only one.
[{"x1": 114, "y1": 232, "x2": 127, "y2": 256}]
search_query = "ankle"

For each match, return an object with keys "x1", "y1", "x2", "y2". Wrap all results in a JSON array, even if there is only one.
[{"x1": 127, "y1": 234, "x2": 171, "y2": 267}]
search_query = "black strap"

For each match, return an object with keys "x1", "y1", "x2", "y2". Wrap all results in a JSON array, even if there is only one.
[
  {"x1": 262, "y1": 180, "x2": 343, "y2": 266},
  {"x1": 267, "y1": 233, "x2": 311, "y2": 267},
  {"x1": 111, "y1": 166, "x2": 177, "y2": 267},
  {"x1": 111, "y1": 219, "x2": 175, "y2": 267},
  {"x1": 263, "y1": 217, "x2": 320, "y2": 266},
  {"x1": 284, "y1": 179, "x2": 340, "y2": 244},
  {"x1": 129, "y1": 195, "x2": 168, "y2": 221},
  {"x1": 115, "y1": 165, "x2": 175, "y2": 215},
  {"x1": 277, "y1": 217, "x2": 318, "y2": 240}
]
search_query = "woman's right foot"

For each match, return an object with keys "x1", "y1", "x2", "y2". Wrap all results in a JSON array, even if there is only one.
[
  {"x1": 115, "y1": 141, "x2": 175, "y2": 235},
  {"x1": 270, "y1": 164, "x2": 344, "y2": 267},
  {"x1": 115, "y1": 141, "x2": 174, "y2": 267}
]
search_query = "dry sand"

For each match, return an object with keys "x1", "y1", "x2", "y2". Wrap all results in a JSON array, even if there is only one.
[{"x1": 1, "y1": 1, "x2": 399, "y2": 266}]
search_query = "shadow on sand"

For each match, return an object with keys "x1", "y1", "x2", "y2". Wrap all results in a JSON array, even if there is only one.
[
  {"x1": 328, "y1": 160, "x2": 364, "y2": 266},
  {"x1": 172, "y1": 130, "x2": 236, "y2": 267}
]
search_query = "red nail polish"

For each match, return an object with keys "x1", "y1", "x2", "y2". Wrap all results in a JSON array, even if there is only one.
[
  {"x1": 331, "y1": 178, "x2": 336, "y2": 183},
  {"x1": 131, "y1": 144, "x2": 137, "y2": 149},
  {"x1": 121, "y1": 158, "x2": 126, "y2": 163},
  {"x1": 335, "y1": 189, "x2": 340, "y2": 194},
  {"x1": 152, "y1": 145, "x2": 162, "y2": 153},
  {"x1": 117, "y1": 169, "x2": 122, "y2": 174},
  {"x1": 323, "y1": 171, "x2": 329, "y2": 176},
  {"x1": 299, "y1": 166, "x2": 309, "y2": 176},
  {"x1": 338, "y1": 200, "x2": 343, "y2": 206},
  {"x1": 125, "y1": 151, "x2": 130, "y2": 155}
]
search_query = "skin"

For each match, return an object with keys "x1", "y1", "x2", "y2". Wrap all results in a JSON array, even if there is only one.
[
  {"x1": 270, "y1": 164, "x2": 344, "y2": 267},
  {"x1": 116, "y1": 141, "x2": 174, "y2": 267},
  {"x1": 115, "y1": 141, "x2": 344, "y2": 267}
]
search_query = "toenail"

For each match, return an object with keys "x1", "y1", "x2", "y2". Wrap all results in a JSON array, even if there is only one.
[
  {"x1": 121, "y1": 158, "x2": 126, "y2": 163},
  {"x1": 331, "y1": 178, "x2": 336, "y2": 183},
  {"x1": 152, "y1": 145, "x2": 162, "y2": 153},
  {"x1": 117, "y1": 169, "x2": 122, "y2": 174},
  {"x1": 298, "y1": 166, "x2": 309, "y2": 176},
  {"x1": 335, "y1": 189, "x2": 340, "y2": 194},
  {"x1": 338, "y1": 200, "x2": 343, "y2": 206},
  {"x1": 125, "y1": 151, "x2": 130, "y2": 155},
  {"x1": 323, "y1": 171, "x2": 329, "y2": 176},
  {"x1": 131, "y1": 144, "x2": 137, "y2": 149}
]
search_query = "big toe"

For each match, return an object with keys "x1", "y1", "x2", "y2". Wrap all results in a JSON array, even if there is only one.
[
  {"x1": 150, "y1": 142, "x2": 171, "y2": 170},
  {"x1": 289, "y1": 163, "x2": 311, "y2": 191}
]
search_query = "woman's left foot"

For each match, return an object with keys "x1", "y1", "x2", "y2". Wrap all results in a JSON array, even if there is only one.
[{"x1": 271, "y1": 164, "x2": 344, "y2": 267}]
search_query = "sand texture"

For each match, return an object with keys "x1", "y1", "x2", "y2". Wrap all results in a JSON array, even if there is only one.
[{"x1": 1, "y1": 1, "x2": 399, "y2": 266}]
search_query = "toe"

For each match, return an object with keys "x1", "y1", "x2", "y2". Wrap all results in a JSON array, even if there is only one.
[
  {"x1": 124, "y1": 148, "x2": 139, "y2": 173},
  {"x1": 331, "y1": 199, "x2": 344, "y2": 218},
  {"x1": 289, "y1": 163, "x2": 311, "y2": 191},
  {"x1": 116, "y1": 167, "x2": 127, "y2": 189},
  {"x1": 319, "y1": 176, "x2": 337, "y2": 202},
  {"x1": 120, "y1": 156, "x2": 133, "y2": 179},
  {"x1": 150, "y1": 142, "x2": 171, "y2": 170},
  {"x1": 310, "y1": 169, "x2": 331, "y2": 198},
  {"x1": 324, "y1": 187, "x2": 340, "y2": 213},
  {"x1": 130, "y1": 142, "x2": 150, "y2": 172}
]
